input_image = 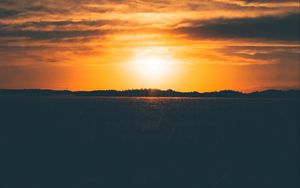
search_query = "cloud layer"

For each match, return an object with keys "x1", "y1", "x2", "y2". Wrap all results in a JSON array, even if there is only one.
[{"x1": 0, "y1": 0, "x2": 299, "y2": 91}]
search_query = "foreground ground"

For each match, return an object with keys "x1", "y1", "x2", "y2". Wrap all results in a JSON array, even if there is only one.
[{"x1": 0, "y1": 96, "x2": 299, "y2": 188}]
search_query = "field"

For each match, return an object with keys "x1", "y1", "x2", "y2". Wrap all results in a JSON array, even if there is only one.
[{"x1": 0, "y1": 96, "x2": 299, "y2": 188}]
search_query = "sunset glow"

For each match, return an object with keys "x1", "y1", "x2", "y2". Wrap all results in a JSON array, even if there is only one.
[{"x1": 0, "y1": 0, "x2": 299, "y2": 91}]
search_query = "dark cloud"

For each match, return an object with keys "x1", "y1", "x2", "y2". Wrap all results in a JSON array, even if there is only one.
[
  {"x1": 0, "y1": 19, "x2": 114, "y2": 30},
  {"x1": 0, "y1": 4, "x2": 72, "y2": 19},
  {"x1": 0, "y1": 0, "x2": 16, "y2": 5},
  {"x1": 176, "y1": 13, "x2": 300, "y2": 42},
  {"x1": 0, "y1": 29, "x2": 103, "y2": 41},
  {"x1": 0, "y1": 19, "x2": 118, "y2": 43},
  {"x1": 0, "y1": 8, "x2": 20, "y2": 18},
  {"x1": 35, "y1": 20, "x2": 115, "y2": 27},
  {"x1": 220, "y1": 46, "x2": 300, "y2": 63},
  {"x1": 24, "y1": 5, "x2": 63, "y2": 14}
]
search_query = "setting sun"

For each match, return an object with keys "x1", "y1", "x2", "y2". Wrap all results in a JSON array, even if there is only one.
[
  {"x1": 136, "y1": 57, "x2": 167, "y2": 79},
  {"x1": 131, "y1": 47, "x2": 176, "y2": 82}
]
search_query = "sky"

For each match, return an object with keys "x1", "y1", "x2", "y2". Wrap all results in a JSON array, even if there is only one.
[{"x1": 0, "y1": 0, "x2": 299, "y2": 92}]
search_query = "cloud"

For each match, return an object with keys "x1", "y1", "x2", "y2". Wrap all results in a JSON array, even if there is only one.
[
  {"x1": 219, "y1": 46, "x2": 300, "y2": 64},
  {"x1": 0, "y1": 8, "x2": 20, "y2": 18},
  {"x1": 175, "y1": 13, "x2": 299, "y2": 42},
  {"x1": 0, "y1": 29, "x2": 103, "y2": 41},
  {"x1": 1, "y1": 19, "x2": 117, "y2": 30}
]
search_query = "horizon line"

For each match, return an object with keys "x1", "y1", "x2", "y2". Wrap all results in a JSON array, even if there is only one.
[{"x1": 1, "y1": 88, "x2": 300, "y2": 94}]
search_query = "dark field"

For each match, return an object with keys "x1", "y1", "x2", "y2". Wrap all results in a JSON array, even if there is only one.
[{"x1": 0, "y1": 96, "x2": 299, "y2": 188}]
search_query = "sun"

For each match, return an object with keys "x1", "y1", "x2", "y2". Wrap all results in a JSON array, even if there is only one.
[
  {"x1": 135, "y1": 56, "x2": 167, "y2": 79},
  {"x1": 131, "y1": 47, "x2": 174, "y2": 81}
]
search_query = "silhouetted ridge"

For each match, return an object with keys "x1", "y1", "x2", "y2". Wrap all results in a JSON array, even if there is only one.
[
  {"x1": 0, "y1": 89, "x2": 72, "y2": 96},
  {"x1": 201, "y1": 90, "x2": 244, "y2": 97},
  {"x1": 0, "y1": 89, "x2": 299, "y2": 98},
  {"x1": 248, "y1": 89, "x2": 300, "y2": 98}
]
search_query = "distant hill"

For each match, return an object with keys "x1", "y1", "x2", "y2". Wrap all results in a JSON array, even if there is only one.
[
  {"x1": 0, "y1": 89, "x2": 299, "y2": 98},
  {"x1": 248, "y1": 90, "x2": 300, "y2": 98}
]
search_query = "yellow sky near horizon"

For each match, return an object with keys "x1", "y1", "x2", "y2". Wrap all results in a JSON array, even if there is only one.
[{"x1": 0, "y1": 0, "x2": 299, "y2": 92}]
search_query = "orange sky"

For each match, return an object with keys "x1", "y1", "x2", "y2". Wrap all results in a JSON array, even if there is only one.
[{"x1": 0, "y1": 0, "x2": 299, "y2": 92}]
